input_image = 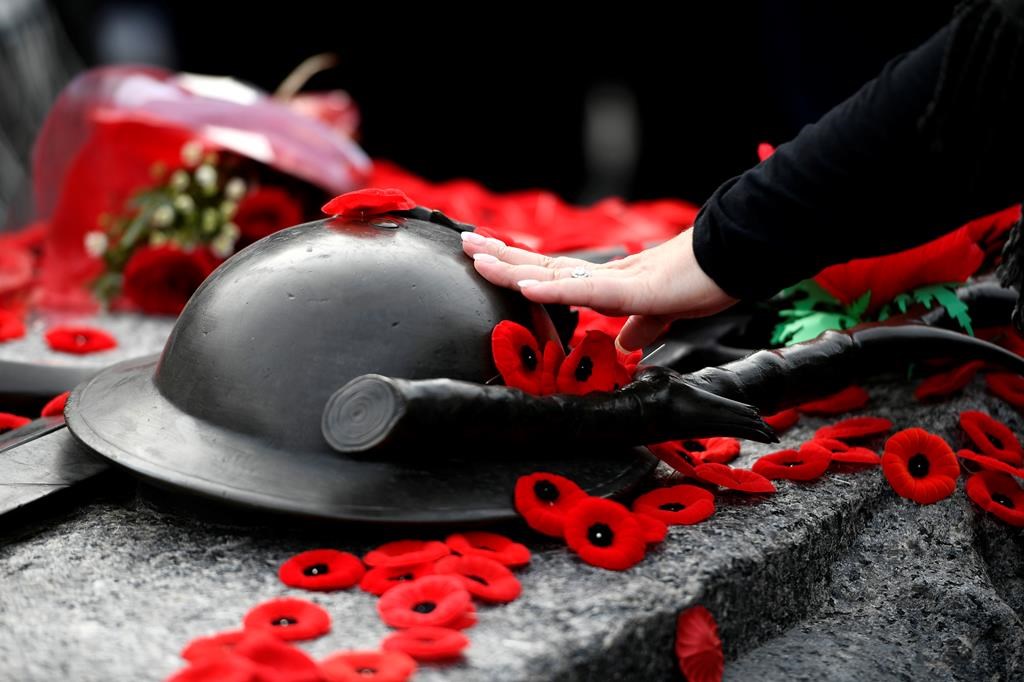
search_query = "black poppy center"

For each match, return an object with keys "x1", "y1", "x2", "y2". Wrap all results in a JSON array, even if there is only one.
[
  {"x1": 678, "y1": 450, "x2": 697, "y2": 466},
  {"x1": 682, "y1": 440, "x2": 706, "y2": 452},
  {"x1": 519, "y1": 345, "x2": 538, "y2": 371},
  {"x1": 467, "y1": 574, "x2": 489, "y2": 585},
  {"x1": 908, "y1": 453, "x2": 930, "y2": 478},
  {"x1": 575, "y1": 356, "x2": 594, "y2": 382},
  {"x1": 389, "y1": 573, "x2": 415, "y2": 582},
  {"x1": 989, "y1": 434, "x2": 1005, "y2": 450},
  {"x1": 993, "y1": 492, "x2": 1015, "y2": 509},
  {"x1": 357, "y1": 667, "x2": 378, "y2": 675},
  {"x1": 659, "y1": 502, "x2": 686, "y2": 512},
  {"x1": 303, "y1": 563, "x2": 329, "y2": 577},
  {"x1": 274, "y1": 617, "x2": 297, "y2": 627},
  {"x1": 587, "y1": 523, "x2": 615, "y2": 547},
  {"x1": 534, "y1": 480, "x2": 560, "y2": 502},
  {"x1": 413, "y1": 601, "x2": 436, "y2": 614}
]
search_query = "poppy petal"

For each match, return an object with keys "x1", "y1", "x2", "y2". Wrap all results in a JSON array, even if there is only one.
[
  {"x1": 363, "y1": 540, "x2": 450, "y2": 569},
  {"x1": 242, "y1": 597, "x2": 331, "y2": 641},
  {"x1": 44, "y1": 325, "x2": 117, "y2": 354},
  {"x1": 381, "y1": 626, "x2": 469, "y2": 662},
  {"x1": 563, "y1": 497, "x2": 648, "y2": 571},
  {"x1": 376, "y1": 575, "x2": 474, "y2": 629},
  {"x1": 798, "y1": 385, "x2": 869, "y2": 415},
  {"x1": 986, "y1": 372, "x2": 1024, "y2": 409},
  {"x1": 956, "y1": 450, "x2": 1024, "y2": 478},
  {"x1": 167, "y1": 653, "x2": 258, "y2": 682},
  {"x1": 646, "y1": 442, "x2": 700, "y2": 478},
  {"x1": 881, "y1": 428, "x2": 959, "y2": 504},
  {"x1": 763, "y1": 408, "x2": 799, "y2": 433},
  {"x1": 40, "y1": 391, "x2": 70, "y2": 418},
  {"x1": 434, "y1": 555, "x2": 522, "y2": 603},
  {"x1": 814, "y1": 416, "x2": 893, "y2": 442},
  {"x1": 958, "y1": 411, "x2": 1023, "y2": 466},
  {"x1": 0, "y1": 412, "x2": 31, "y2": 433},
  {"x1": 752, "y1": 447, "x2": 831, "y2": 481},
  {"x1": 914, "y1": 361, "x2": 986, "y2": 401},
  {"x1": 633, "y1": 485, "x2": 715, "y2": 525},
  {"x1": 359, "y1": 563, "x2": 435, "y2": 597},
  {"x1": 513, "y1": 472, "x2": 588, "y2": 537},
  {"x1": 556, "y1": 330, "x2": 627, "y2": 394},
  {"x1": 492, "y1": 321, "x2": 548, "y2": 394},
  {"x1": 320, "y1": 650, "x2": 417, "y2": 682},
  {"x1": 0, "y1": 309, "x2": 25, "y2": 342},
  {"x1": 678, "y1": 437, "x2": 741, "y2": 465},
  {"x1": 321, "y1": 187, "x2": 416, "y2": 217},
  {"x1": 181, "y1": 630, "x2": 246, "y2": 663},
  {"x1": 675, "y1": 605, "x2": 724, "y2": 682},
  {"x1": 965, "y1": 471, "x2": 1024, "y2": 526},
  {"x1": 233, "y1": 630, "x2": 321, "y2": 680},
  {"x1": 805, "y1": 438, "x2": 880, "y2": 465},
  {"x1": 444, "y1": 531, "x2": 531, "y2": 567},
  {"x1": 278, "y1": 549, "x2": 365, "y2": 592},
  {"x1": 695, "y1": 463, "x2": 776, "y2": 494},
  {"x1": 634, "y1": 511, "x2": 669, "y2": 543}
]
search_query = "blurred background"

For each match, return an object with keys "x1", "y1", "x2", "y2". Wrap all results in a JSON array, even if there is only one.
[{"x1": 2, "y1": 0, "x2": 958, "y2": 223}]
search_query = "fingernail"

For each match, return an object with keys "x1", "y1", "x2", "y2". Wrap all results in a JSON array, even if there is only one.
[
  {"x1": 517, "y1": 279, "x2": 540, "y2": 288},
  {"x1": 485, "y1": 237, "x2": 506, "y2": 248},
  {"x1": 461, "y1": 231, "x2": 485, "y2": 243},
  {"x1": 473, "y1": 253, "x2": 499, "y2": 263}
]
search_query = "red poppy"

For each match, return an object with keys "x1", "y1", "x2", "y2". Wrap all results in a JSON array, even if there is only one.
[
  {"x1": 322, "y1": 188, "x2": 417, "y2": 218},
  {"x1": 513, "y1": 471, "x2": 588, "y2": 537},
  {"x1": 958, "y1": 411, "x2": 1023, "y2": 466},
  {"x1": 675, "y1": 605, "x2": 724, "y2": 682},
  {"x1": 956, "y1": 449, "x2": 1024, "y2": 478},
  {"x1": 814, "y1": 416, "x2": 893, "y2": 442},
  {"x1": 359, "y1": 563, "x2": 435, "y2": 597},
  {"x1": 278, "y1": 549, "x2": 365, "y2": 592},
  {"x1": 965, "y1": 471, "x2": 1024, "y2": 527},
  {"x1": 881, "y1": 428, "x2": 959, "y2": 504},
  {"x1": 752, "y1": 447, "x2": 831, "y2": 481},
  {"x1": 44, "y1": 325, "x2": 117, "y2": 354},
  {"x1": 0, "y1": 412, "x2": 31, "y2": 433},
  {"x1": 633, "y1": 485, "x2": 715, "y2": 525},
  {"x1": 492, "y1": 321, "x2": 563, "y2": 395},
  {"x1": 232, "y1": 630, "x2": 321, "y2": 680},
  {"x1": 646, "y1": 442, "x2": 700, "y2": 478},
  {"x1": 570, "y1": 306, "x2": 629, "y2": 347},
  {"x1": 798, "y1": 385, "x2": 869, "y2": 415},
  {"x1": 0, "y1": 309, "x2": 25, "y2": 342},
  {"x1": 556, "y1": 330, "x2": 631, "y2": 394},
  {"x1": 320, "y1": 650, "x2": 417, "y2": 682},
  {"x1": 445, "y1": 531, "x2": 531, "y2": 567},
  {"x1": 363, "y1": 540, "x2": 450, "y2": 569},
  {"x1": 677, "y1": 437, "x2": 741, "y2": 465},
  {"x1": 634, "y1": 512, "x2": 669, "y2": 543},
  {"x1": 242, "y1": 597, "x2": 331, "y2": 641},
  {"x1": 40, "y1": 391, "x2": 70, "y2": 418},
  {"x1": 121, "y1": 245, "x2": 218, "y2": 316},
  {"x1": 234, "y1": 186, "x2": 304, "y2": 242},
  {"x1": 181, "y1": 630, "x2": 246, "y2": 662},
  {"x1": 167, "y1": 653, "x2": 258, "y2": 682},
  {"x1": 986, "y1": 372, "x2": 1024, "y2": 409},
  {"x1": 804, "y1": 438, "x2": 880, "y2": 465},
  {"x1": 376, "y1": 575, "x2": 474, "y2": 629},
  {"x1": 434, "y1": 555, "x2": 522, "y2": 603},
  {"x1": 381, "y1": 626, "x2": 469, "y2": 662},
  {"x1": 695, "y1": 463, "x2": 776, "y2": 494},
  {"x1": 914, "y1": 361, "x2": 986, "y2": 401},
  {"x1": 563, "y1": 497, "x2": 648, "y2": 571},
  {"x1": 763, "y1": 408, "x2": 799, "y2": 433},
  {"x1": 757, "y1": 142, "x2": 776, "y2": 161}
]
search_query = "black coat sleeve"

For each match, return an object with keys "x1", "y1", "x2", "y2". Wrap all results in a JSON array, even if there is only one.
[{"x1": 691, "y1": 0, "x2": 1024, "y2": 301}]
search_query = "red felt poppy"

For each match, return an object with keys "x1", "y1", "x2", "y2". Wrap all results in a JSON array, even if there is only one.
[
  {"x1": 678, "y1": 437, "x2": 741, "y2": 465},
  {"x1": 234, "y1": 186, "x2": 304, "y2": 242},
  {"x1": 491, "y1": 321, "x2": 558, "y2": 395},
  {"x1": 0, "y1": 309, "x2": 25, "y2": 342},
  {"x1": 881, "y1": 428, "x2": 959, "y2": 504},
  {"x1": 381, "y1": 626, "x2": 469, "y2": 662},
  {"x1": 675, "y1": 605, "x2": 724, "y2": 682},
  {"x1": 556, "y1": 330, "x2": 631, "y2": 394},
  {"x1": 40, "y1": 391, "x2": 70, "y2": 418},
  {"x1": 320, "y1": 650, "x2": 417, "y2": 682},
  {"x1": 121, "y1": 245, "x2": 218, "y2": 316},
  {"x1": 44, "y1": 325, "x2": 117, "y2": 354},
  {"x1": 278, "y1": 549, "x2": 365, "y2": 592},
  {"x1": 434, "y1": 555, "x2": 522, "y2": 603},
  {"x1": 232, "y1": 630, "x2": 321, "y2": 681},
  {"x1": 694, "y1": 463, "x2": 777, "y2": 494},
  {"x1": 445, "y1": 531, "x2": 531, "y2": 567},
  {"x1": 0, "y1": 412, "x2": 31, "y2": 433},
  {"x1": 363, "y1": 540, "x2": 450, "y2": 569},
  {"x1": 359, "y1": 563, "x2": 436, "y2": 597},
  {"x1": 804, "y1": 438, "x2": 880, "y2": 465},
  {"x1": 634, "y1": 511, "x2": 669, "y2": 543},
  {"x1": 959, "y1": 411, "x2": 1023, "y2": 466},
  {"x1": 956, "y1": 450, "x2": 1024, "y2": 478},
  {"x1": 986, "y1": 372, "x2": 1024, "y2": 409},
  {"x1": 757, "y1": 142, "x2": 776, "y2": 161},
  {"x1": 763, "y1": 408, "x2": 800, "y2": 433},
  {"x1": 321, "y1": 188, "x2": 417, "y2": 218},
  {"x1": 570, "y1": 306, "x2": 629, "y2": 347},
  {"x1": 798, "y1": 385, "x2": 869, "y2": 415},
  {"x1": 646, "y1": 442, "x2": 700, "y2": 478},
  {"x1": 242, "y1": 597, "x2": 331, "y2": 641},
  {"x1": 914, "y1": 361, "x2": 986, "y2": 401},
  {"x1": 965, "y1": 471, "x2": 1024, "y2": 527},
  {"x1": 814, "y1": 416, "x2": 893, "y2": 442},
  {"x1": 377, "y1": 575, "x2": 474, "y2": 630},
  {"x1": 752, "y1": 447, "x2": 831, "y2": 481},
  {"x1": 562, "y1": 497, "x2": 648, "y2": 571},
  {"x1": 513, "y1": 471, "x2": 588, "y2": 537},
  {"x1": 633, "y1": 485, "x2": 715, "y2": 526},
  {"x1": 181, "y1": 630, "x2": 246, "y2": 662},
  {"x1": 167, "y1": 653, "x2": 258, "y2": 682}
]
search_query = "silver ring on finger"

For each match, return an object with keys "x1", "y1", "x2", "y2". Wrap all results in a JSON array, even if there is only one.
[{"x1": 570, "y1": 266, "x2": 592, "y2": 279}]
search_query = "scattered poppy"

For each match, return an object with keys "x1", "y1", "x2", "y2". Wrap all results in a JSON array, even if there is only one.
[
  {"x1": 881, "y1": 428, "x2": 959, "y2": 504},
  {"x1": 40, "y1": 391, "x2": 70, "y2": 418},
  {"x1": 181, "y1": 630, "x2": 246, "y2": 662},
  {"x1": 675, "y1": 605, "x2": 724, "y2": 682},
  {"x1": 381, "y1": 626, "x2": 469, "y2": 662},
  {"x1": 562, "y1": 497, "x2": 648, "y2": 570},
  {"x1": 763, "y1": 408, "x2": 799, "y2": 433},
  {"x1": 363, "y1": 540, "x2": 450, "y2": 569},
  {"x1": 44, "y1": 325, "x2": 117, "y2": 354},
  {"x1": 634, "y1": 512, "x2": 668, "y2": 543},
  {"x1": 0, "y1": 412, "x2": 31, "y2": 433},
  {"x1": 752, "y1": 447, "x2": 830, "y2": 481},
  {"x1": 320, "y1": 650, "x2": 417, "y2": 682},
  {"x1": 804, "y1": 438, "x2": 880, "y2": 465},
  {"x1": 694, "y1": 463, "x2": 776, "y2": 494},
  {"x1": 632, "y1": 485, "x2": 715, "y2": 525},
  {"x1": 167, "y1": 653, "x2": 258, "y2": 682},
  {"x1": 242, "y1": 597, "x2": 331, "y2": 641},
  {"x1": 434, "y1": 555, "x2": 522, "y2": 603},
  {"x1": 965, "y1": 471, "x2": 1024, "y2": 527},
  {"x1": 677, "y1": 437, "x2": 741, "y2": 465},
  {"x1": 360, "y1": 563, "x2": 436, "y2": 597},
  {"x1": 646, "y1": 442, "x2": 700, "y2": 479},
  {"x1": 798, "y1": 385, "x2": 869, "y2": 415},
  {"x1": 232, "y1": 630, "x2": 321, "y2": 680},
  {"x1": 445, "y1": 531, "x2": 531, "y2": 567},
  {"x1": 377, "y1": 575, "x2": 475, "y2": 629},
  {"x1": 556, "y1": 330, "x2": 631, "y2": 394},
  {"x1": 814, "y1": 416, "x2": 893, "y2": 442},
  {"x1": 0, "y1": 309, "x2": 25, "y2": 342},
  {"x1": 513, "y1": 471, "x2": 588, "y2": 537},
  {"x1": 958, "y1": 411, "x2": 1023, "y2": 466},
  {"x1": 278, "y1": 549, "x2": 365, "y2": 592},
  {"x1": 956, "y1": 450, "x2": 1024, "y2": 478},
  {"x1": 986, "y1": 372, "x2": 1024, "y2": 409},
  {"x1": 321, "y1": 187, "x2": 417, "y2": 218},
  {"x1": 914, "y1": 361, "x2": 986, "y2": 401},
  {"x1": 491, "y1": 321, "x2": 563, "y2": 395}
]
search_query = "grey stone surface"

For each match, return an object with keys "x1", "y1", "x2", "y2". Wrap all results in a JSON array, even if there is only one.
[{"x1": 1, "y1": 376, "x2": 1023, "y2": 681}]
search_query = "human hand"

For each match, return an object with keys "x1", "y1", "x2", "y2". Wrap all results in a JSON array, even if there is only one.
[{"x1": 461, "y1": 228, "x2": 739, "y2": 351}]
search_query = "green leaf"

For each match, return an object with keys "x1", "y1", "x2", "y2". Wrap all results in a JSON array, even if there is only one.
[
  {"x1": 775, "y1": 280, "x2": 841, "y2": 312},
  {"x1": 892, "y1": 293, "x2": 913, "y2": 314},
  {"x1": 914, "y1": 282, "x2": 973, "y2": 335},
  {"x1": 846, "y1": 290, "x2": 872, "y2": 319},
  {"x1": 772, "y1": 310, "x2": 859, "y2": 346}
]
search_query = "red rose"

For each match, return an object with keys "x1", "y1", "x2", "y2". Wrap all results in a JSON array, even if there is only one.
[
  {"x1": 121, "y1": 245, "x2": 217, "y2": 316},
  {"x1": 235, "y1": 186, "x2": 304, "y2": 242}
]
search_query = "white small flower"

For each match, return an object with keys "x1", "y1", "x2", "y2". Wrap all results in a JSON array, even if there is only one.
[
  {"x1": 83, "y1": 231, "x2": 108, "y2": 258},
  {"x1": 220, "y1": 200, "x2": 238, "y2": 219},
  {"x1": 210, "y1": 233, "x2": 236, "y2": 259},
  {"x1": 195, "y1": 164, "x2": 217, "y2": 192},
  {"x1": 201, "y1": 207, "x2": 220, "y2": 235},
  {"x1": 181, "y1": 141, "x2": 204, "y2": 167},
  {"x1": 173, "y1": 194, "x2": 195, "y2": 215},
  {"x1": 152, "y1": 204, "x2": 175, "y2": 228},
  {"x1": 170, "y1": 169, "x2": 190, "y2": 192},
  {"x1": 149, "y1": 231, "x2": 169, "y2": 247},
  {"x1": 225, "y1": 177, "x2": 246, "y2": 201},
  {"x1": 223, "y1": 222, "x2": 240, "y2": 240}
]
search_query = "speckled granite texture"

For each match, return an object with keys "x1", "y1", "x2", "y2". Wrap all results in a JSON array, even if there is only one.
[{"x1": 1, "y1": 376, "x2": 1022, "y2": 681}]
